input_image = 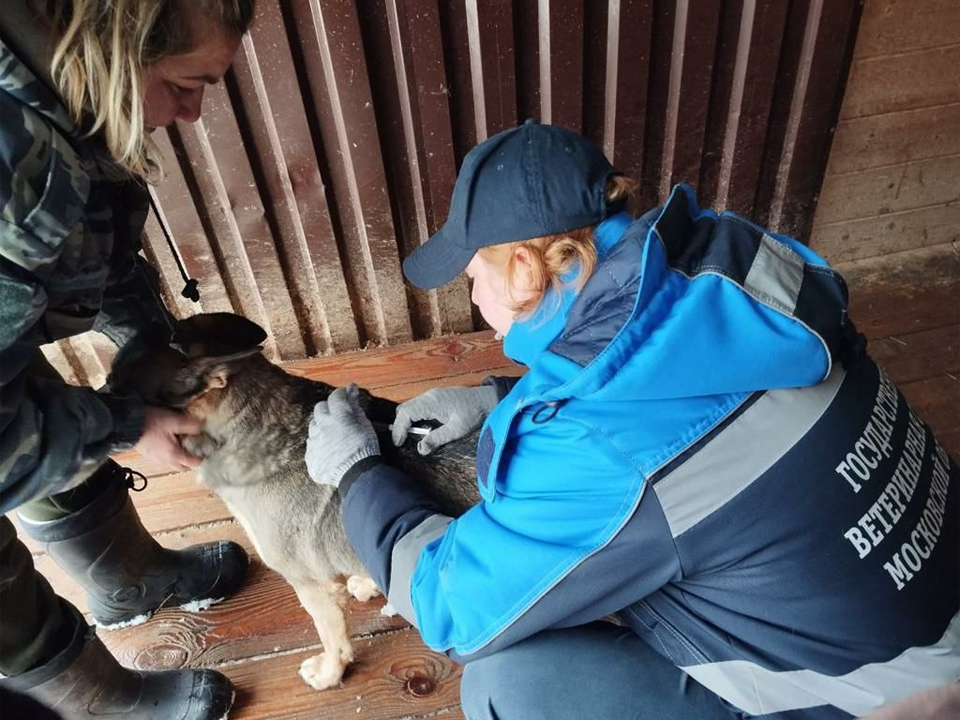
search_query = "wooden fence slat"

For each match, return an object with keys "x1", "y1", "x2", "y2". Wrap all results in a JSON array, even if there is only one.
[
  {"x1": 468, "y1": 0, "x2": 518, "y2": 140},
  {"x1": 658, "y1": 0, "x2": 723, "y2": 201},
  {"x1": 255, "y1": 0, "x2": 362, "y2": 355},
  {"x1": 602, "y1": 0, "x2": 654, "y2": 181},
  {"x1": 840, "y1": 43, "x2": 960, "y2": 120},
  {"x1": 855, "y1": 0, "x2": 960, "y2": 59},
  {"x1": 179, "y1": 84, "x2": 305, "y2": 360},
  {"x1": 581, "y1": 0, "x2": 608, "y2": 150},
  {"x1": 814, "y1": 154, "x2": 960, "y2": 225},
  {"x1": 539, "y1": 0, "x2": 585, "y2": 132},
  {"x1": 230, "y1": 23, "x2": 345, "y2": 356},
  {"x1": 757, "y1": 0, "x2": 864, "y2": 239},
  {"x1": 824, "y1": 103, "x2": 960, "y2": 176},
  {"x1": 436, "y1": 0, "x2": 478, "y2": 163},
  {"x1": 899, "y1": 374, "x2": 960, "y2": 460},
  {"x1": 382, "y1": 0, "x2": 474, "y2": 338},
  {"x1": 289, "y1": 0, "x2": 413, "y2": 348},
  {"x1": 839, "y1": 246, "x2": 960, "y2": 339},
  {"x1": 150, "y1": 136, "x2": 236, "y2": 318},
  {"x1": 698, "y1": 0, "x2": 747, "y2": 207},
  {"x1": 707, "y1": 0, "x2": 789, "y2": 214},
  {"x1": 811, "y1": 202, "x2": 960, "y2": 265},
  {"x1": 167, "y1": 121, "x2": 283, "y2": 360},
  {"x1": 284, "y1": 330, "x2": 511, "y2": 391},
  {"x1": 871, "y1": 326, "x2": 960, "y2": 386},
  {"x1": 638, "y1": 0, "x2": 678, "y2": 209}
]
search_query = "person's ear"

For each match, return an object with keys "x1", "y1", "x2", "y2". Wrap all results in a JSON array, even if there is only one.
[{"x1": 511, "y1": 246, "x2": 537, "y2": 292}]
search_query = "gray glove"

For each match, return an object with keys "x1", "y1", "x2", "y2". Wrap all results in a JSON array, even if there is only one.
[
  {"x1": 306, "y1": 384, "x2": 381, "y2": 488},
  {"x1": 391, "y1": 385, "x2": 499, "y2": 455}
]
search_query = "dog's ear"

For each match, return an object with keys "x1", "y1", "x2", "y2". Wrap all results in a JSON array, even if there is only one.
[
  {"x1": 173, "y1": 313, "x2": 267, "y2": 359},
  {"x1": 198, "y1": 347, "x2": 264, "y2": 390}
]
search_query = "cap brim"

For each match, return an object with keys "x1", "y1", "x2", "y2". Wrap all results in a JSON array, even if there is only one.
[{"x1": 402, "y1": 225, "x2": 477, "y2": 290}]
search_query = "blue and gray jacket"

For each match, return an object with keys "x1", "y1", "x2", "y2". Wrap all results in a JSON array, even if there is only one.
[
  {"x1": 340, "y1": 184, "x2": 959, "y2": 718},
  {"x1": 0, "y1": 7, "x2": 168, "y2": 512}
]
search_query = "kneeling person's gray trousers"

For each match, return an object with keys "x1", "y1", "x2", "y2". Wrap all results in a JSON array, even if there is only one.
[{"x1": 460, "y1": 622, "x2": 741, "y2": 720}]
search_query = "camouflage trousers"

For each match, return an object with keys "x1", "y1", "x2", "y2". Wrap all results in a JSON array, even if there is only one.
[
  {"x1": 0, "y1": 469, "x2": 113, "y2": 676},
  {"x1": 0, "y1": 514, "x2": 75, "y2": 676},
  {"x1": 0, "y1": 357, "x2": 116, "y2": 676}
]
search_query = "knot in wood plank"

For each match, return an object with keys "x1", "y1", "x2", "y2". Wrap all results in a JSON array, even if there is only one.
[{"x1": 404, "y1": 672, "x2": 437, "y2": 697}]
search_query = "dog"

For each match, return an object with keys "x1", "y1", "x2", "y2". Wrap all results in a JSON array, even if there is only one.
[{"x1": 108, "y1": 313, "x2": 481, "y2": 690}]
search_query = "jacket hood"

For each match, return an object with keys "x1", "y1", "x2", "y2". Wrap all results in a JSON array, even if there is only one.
[
  {"x1": 0, "y1": 3, "x2": 76, "y2": 138},
  {"x1": 503, "y1": 184, "x2": 851, "y2": 402}
]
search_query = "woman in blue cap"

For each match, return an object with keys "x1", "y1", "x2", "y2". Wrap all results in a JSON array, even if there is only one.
[{"x1": 305, "y1": 120, "x2": 959, "y2": 720}]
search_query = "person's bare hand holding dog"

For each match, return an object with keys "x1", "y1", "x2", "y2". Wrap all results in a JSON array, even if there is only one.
[
  {"x1": 391, "y1": 386, "x2": 499, "y2": 455},
  {"x1": 134, "y1": 406, "x2": 204, "y2": 471}
]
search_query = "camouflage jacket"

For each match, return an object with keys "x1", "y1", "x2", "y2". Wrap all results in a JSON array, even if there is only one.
[{"x1": 0, "y1": 19, "x2": 171, "y2": 512}]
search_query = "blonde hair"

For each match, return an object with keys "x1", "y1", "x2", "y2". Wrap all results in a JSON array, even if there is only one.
[
  {"x1": 48, "y1": 0, "x2": 255, "y2": 181},
  {"x1": 477, "y1": 174, "x2": 639, "y2": 316}
]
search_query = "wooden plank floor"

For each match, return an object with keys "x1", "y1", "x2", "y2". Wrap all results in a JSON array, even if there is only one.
[{"x1": 11, "y1": 250, "x2": 959, "y2": 720}]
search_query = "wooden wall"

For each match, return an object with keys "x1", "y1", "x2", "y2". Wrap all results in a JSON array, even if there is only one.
[
  {"x1": 42, "y1": 0, "x2": 867, "y2": 387},
  {"x1": 809, "y1": 0, "x2": 960, "y2": 266}
]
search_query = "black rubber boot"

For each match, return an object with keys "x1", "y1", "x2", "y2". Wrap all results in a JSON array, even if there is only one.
[
  {"x1": 2, "y1": 604, "x2": 235, "y2": 720},
  {"x1": 18, "y1": 462, "x2": 249, "y2": 629}
]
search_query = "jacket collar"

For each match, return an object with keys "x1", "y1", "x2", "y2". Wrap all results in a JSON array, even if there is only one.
[
  {"x1": 0, "y1": 1, "x2": 77, "y2": 137},
  {"x1": 528, "y1": 184, "x2": 840, "y2": 403},
  {"x1": 502, "y1": 211, "x2": 632, "y2": 367}
]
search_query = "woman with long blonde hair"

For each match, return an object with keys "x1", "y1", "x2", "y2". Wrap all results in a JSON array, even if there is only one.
[{"x1": 1, "y1": 2, "x2": 254, "y2": 718}]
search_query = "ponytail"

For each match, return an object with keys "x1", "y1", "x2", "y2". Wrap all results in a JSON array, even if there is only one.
[{"x1": 478, "y1": 174, "x2": 639, "y2": 316}]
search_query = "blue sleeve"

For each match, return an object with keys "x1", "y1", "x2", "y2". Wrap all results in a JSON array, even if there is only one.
[
  {"x1": 339, "y1": 458, "x2": 450, "y2": 613},
  {"x1": 339, "y1": 456, "x2": 681, "y2": 663}
]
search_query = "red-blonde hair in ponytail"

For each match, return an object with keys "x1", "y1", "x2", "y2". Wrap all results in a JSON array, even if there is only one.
[{"x1": 477, "y1": 174, "x2": 638, "y2": 316}]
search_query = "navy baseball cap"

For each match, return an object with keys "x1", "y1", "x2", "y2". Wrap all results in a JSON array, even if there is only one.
[{"x1": 403, "y1": 119, "x2": 620, "y2": 290}]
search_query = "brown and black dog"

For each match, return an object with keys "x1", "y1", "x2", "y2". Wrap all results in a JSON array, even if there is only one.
[{"x1": 108, "y1": 313, "x2": 480, "y2": 690}]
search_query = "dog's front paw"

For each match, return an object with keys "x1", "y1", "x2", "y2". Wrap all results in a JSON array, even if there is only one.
[
  {"x1": 298, "y1": 650, "x2": 350, "y2": 690},
  {"x1": 346, "y1": 575, "x2": 381, "y2": 603}
]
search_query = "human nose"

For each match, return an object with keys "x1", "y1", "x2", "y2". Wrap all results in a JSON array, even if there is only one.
[{"x1": 177, "y1": 87, "x2": 205, "y2": 123}]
